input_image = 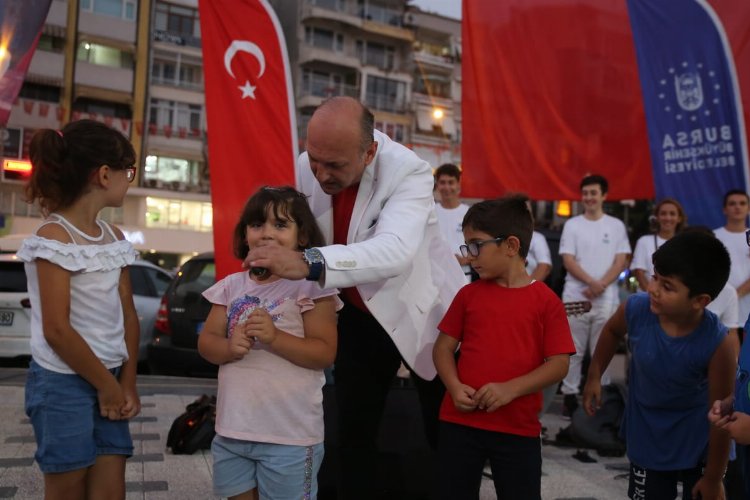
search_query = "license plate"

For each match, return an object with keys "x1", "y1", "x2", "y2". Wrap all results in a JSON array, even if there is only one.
[
  {"x1": 196, "y1": 321, "x2": 204, "y2": 335},
  {"x1": 0, "y1": 311, "x2": 14, "y2": 326}
]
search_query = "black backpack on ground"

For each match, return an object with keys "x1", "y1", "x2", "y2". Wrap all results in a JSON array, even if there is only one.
[
  {"x1": 555, "y1": 384, "x2": 627, "y2": 457},
  {"x1": 166, "y1": 394, "x2": 217, "y2": 454}
]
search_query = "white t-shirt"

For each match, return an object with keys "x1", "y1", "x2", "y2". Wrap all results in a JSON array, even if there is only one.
[
  {"x1": 706, "y1": 283, "x2": 740, "y2": 329},
  {"x1": 559, "y1": 214, "x2": 631, "y2": 304},
  {"x1": 631, "y1": 234, "x2": 668, "y2": 284},
  {"x1": 436, "y1": 203, "x2": 470, "y2": 275},
  {"x1": 526, "y1": 231, "x2": 552, "y2": 277},
  {"x1": 713, "y1": 227, "x2": 750, "y2": 323}
]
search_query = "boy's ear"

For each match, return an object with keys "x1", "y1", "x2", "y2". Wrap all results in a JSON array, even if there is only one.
[
  {"x1": 505, "y1": 235, "x2": 521, "y2": 256},
  {"x1": 691, "y1": 293, "x2": 712, "y2": 310}
]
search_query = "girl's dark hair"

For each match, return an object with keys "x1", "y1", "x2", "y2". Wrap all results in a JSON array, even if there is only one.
[
  {"x1": 25, "y1": 120, "x2": 136, "y2": 214},
  {"x1": 233, "y1": 186, "x2": 325, "y2": 259}
]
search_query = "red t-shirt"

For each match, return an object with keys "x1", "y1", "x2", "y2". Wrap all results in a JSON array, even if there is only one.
[
  {"x1": 332, "y1": 184, "x2": 367, "y2": 312},
  {"x1": 437, "y1": 280, "x2": 575, "y2": 437}
]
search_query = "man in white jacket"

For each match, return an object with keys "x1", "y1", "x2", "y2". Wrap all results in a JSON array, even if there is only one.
[{"x1": 247, "y1": 97, "x2": 466, "y2": 499}]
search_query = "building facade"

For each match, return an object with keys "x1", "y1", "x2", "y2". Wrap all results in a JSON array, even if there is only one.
[{"x1": 0, "y1": 0, "x2": 462, "y2": 267}]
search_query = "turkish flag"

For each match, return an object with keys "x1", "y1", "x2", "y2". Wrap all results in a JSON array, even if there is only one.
[{"x1": 199, "y1": 0, "x2": 297, "y2": 279}]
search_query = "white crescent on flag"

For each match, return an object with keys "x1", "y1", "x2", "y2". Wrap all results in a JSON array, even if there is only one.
[{"x1": 224, "y1": 40, "x2": 266, "y2": 79}]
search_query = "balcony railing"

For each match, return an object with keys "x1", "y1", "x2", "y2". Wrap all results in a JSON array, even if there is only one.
[
  {"x1": 365, "y1": 94, "x2": 406, "y2": 113},
  {"x1": 153, "y1": 29, "x2": 201, "y2": 49},
  {"x1": 301, "y1": 74, "x2": 358, "y2": 98},
  {"x1": 151, "y1": 74, "x2": 204, "y2": 92}
]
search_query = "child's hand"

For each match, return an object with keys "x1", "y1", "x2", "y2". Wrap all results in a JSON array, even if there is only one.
[
  {"x1": 247, "y1": 309, "x2": 278, "y2": 345},
  {"x1": 582, "y1": 379, "x2": 602, "y2": 416},
  {"x1": 473, "y1": 382, "x2": 516, "y2": 412},
  {"x1": 120, "y1": 383, "x2": 141, "y2": 419},
  {"x1": 98, "y1": 377, "x2": 126, "y2": 420},
  {"x1": 449, "y1": 383, "x2": 478, "y2": 413},
  {"x1": 709, "y1": 400, "x2": 750, "y2": 445},
  {"x1": 691, "y1": 475, "x2": 725, "y2": 500},
  {"x1": 229, "y1": 323, "x2": 255, "y2": 360}
]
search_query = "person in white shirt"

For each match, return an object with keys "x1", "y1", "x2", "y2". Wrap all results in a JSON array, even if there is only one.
[
  {"x1": 631, "y1": 198, "x2": 686, "y2": 291},
  {"x1": 714, "y1": 189, "x2": 750, "y2": 331},
  {"x1": 558, "y1": 174, "x2": 631, "y2": 417},
  {"x1": 434, "y1": 163, "x2": 472, "y2": 281}
]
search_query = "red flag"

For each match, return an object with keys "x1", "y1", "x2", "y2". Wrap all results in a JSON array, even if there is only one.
[
  {"x1": 38, "y1": 102, "x2": 49, "y2": 117},
  {"x1": 120, "y1": 117, "x2": 129, "y2": 131},
  {"x1": 103, "y1": 115, "x2": 113, "y2": 127},
  {"x1": 462, "y1": 1, "x2": 653, "y2": 201},
  {"x1": 163, "y1": 124, "x2": 172, "y2": 138},
  {"x1": 22, "y1": 100, "x2": 33, "y2": 114},
  {"x1": 148, "y1": 123, "x2": 157, "y2": 135},
  {"x1": 199, "y1": 0, "x2": 297, "y2": 279},
  {"x1": 56, "y1": 105, "x2": 65, "y2": 121},
  {"x1": 178, "y1": 126, "x2": 187, "y2": 138},
  {"x1": 0, "y1": 0, "x2": 53, "y2": 126}
]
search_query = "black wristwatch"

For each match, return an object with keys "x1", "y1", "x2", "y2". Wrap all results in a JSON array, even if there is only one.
[{"x1": 302, "y1": 248, "x2": 325, "y2": 281}]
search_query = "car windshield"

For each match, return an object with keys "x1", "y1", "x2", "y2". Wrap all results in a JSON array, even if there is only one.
[{"x1": 0, "y1": 262, "x2": 27, "y2": 292}]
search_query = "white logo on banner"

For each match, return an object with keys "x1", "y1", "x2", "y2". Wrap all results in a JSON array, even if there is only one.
[{"x1": 224, "y1": 40, "x2": 266, "y2": 100}]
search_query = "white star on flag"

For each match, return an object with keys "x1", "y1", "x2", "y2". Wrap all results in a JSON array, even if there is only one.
[{"x1": 238, "y1": 81, "x2": 257, "y2": 99}]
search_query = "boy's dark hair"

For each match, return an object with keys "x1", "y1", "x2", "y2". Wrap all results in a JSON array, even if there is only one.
[
  {"x1": 462, "y1": 195, "x2": 533, "y2": 257},
  {"x1": 233, "y1": 186, "x2": 325, "y2": 259},
  {"x1": 26, "y1": 120, "x2": 136, "y2": 214},
  {"x1": 652, "y1": 231, "x2": 730, "y2": 300},
  {"x1": 580, "y1": 174, "x2": 608, "y2": 195},
  {"x1": 722, "y1": 188, "x2": 749, "y2": 207},
  {"x1": 434, "y1": 163, "x2": 461, "y2": 181}
]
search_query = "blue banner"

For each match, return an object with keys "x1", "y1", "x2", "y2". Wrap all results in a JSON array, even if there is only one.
[{"x1": 627, "y1": 0, "x2": 749, "y2": 229}]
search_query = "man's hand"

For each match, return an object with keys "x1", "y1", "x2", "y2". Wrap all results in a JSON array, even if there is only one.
[
  {"x1": 246, "y1": 246, "x2": 309, "y2": 280},
  {"x1": 582, "y1": 378, "x2": 602, "y2": 416},
  {"x1": 247, "y1": 309, "x2": 278, "y2": 345},
  {"x1": 473, "y1": 382, "x2": 516, "y2": 412},
  {"x1": 691, "y1": 476, "x2": 725, "y2": 500}
]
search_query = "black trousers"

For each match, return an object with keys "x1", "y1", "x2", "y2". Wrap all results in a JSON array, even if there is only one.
[{"x1": 333, "y1": 303, "x2": 444, "y2": 500}]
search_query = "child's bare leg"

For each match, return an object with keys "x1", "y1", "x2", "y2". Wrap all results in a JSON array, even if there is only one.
[
  {"x1": 44, "y1": 469, "x2": 87, "y2": 500},
  {"x1": 85, "y1": 454, "x2": 126, "y2": 500},
  {"x1": 230, "y1": 488, "x2": 259, "y2": 500}
]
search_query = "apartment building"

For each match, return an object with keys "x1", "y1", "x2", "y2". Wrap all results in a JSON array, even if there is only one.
[{"x1": 0, "y1": 0, "x2": 463, "y2": 266}]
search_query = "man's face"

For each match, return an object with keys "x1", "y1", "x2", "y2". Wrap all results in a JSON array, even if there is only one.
[
  {"x1": 581, "y1": 183, "x2": 606, "y2": 213},
  {"x1": 723, "y1": 194, "x2": 750, "y2": 224},
  {"x1": 306, "y1": 135, "x2": 376, "y2": 196},
  {"x1": 436, "y1": 175, "x2": 460, "y2": 201}
]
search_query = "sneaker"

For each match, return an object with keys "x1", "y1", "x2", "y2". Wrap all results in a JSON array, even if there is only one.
[{"x1": 562, "y1": 394, "x2": 579, "y2": 418}]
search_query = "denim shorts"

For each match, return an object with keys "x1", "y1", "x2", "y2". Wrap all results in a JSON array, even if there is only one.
[
  {"x1": 212, "y1": 435, "x2": 324, "y2": 499},
  {"x1": 24, "y1": 360, "x2": 133, "y2": 474}
]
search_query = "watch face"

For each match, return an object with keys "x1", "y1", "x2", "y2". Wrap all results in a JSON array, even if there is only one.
[{"x1": 305, "y1": 248, "x2": 324, "y2": 264}]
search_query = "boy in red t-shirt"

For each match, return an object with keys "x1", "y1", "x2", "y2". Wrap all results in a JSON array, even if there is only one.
[{"x1": 432, "y1": 195, "x2": 575, "y2": 499}]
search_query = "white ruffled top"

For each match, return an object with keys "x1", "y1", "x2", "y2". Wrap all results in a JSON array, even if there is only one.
[{"x1": 17, "y1": 215, "x2": 138, "y2": 374}]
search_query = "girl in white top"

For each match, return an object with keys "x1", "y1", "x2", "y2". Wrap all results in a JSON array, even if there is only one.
[
  {"x1": 198, "y1": 186, "x2": 341, "y2": 500},
  {"x1": 18, "y1": 120, "x2": 140, "y2": 499},
  {"x1": 631, "y1": 198, "x2": 686, "y2": 291}
]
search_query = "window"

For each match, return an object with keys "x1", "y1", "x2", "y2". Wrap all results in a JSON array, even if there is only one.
[
  {"x1": 149, "y1": 99, "x2": 202, "y2": 131},
  {"x1": 72, "y1": 97, "x2": 132, "y2": 119},
  {"x1": 375, "y1": 121, "x2": 405, "y2": 143},
  {"x1": 359, "y1": 0, "x2": 402, "y2": 26},
  {"x1": 154, "y1": 2, "x2": 200, "y2": 39},
  {"x1": 77, "y1": 42, "x2": 134, "y2": 69},
  {"x1": 414, "y1": 74, "x2": 451, "y2": 99},
  {"x1": 37, "y1": 34, "x2": 65, "y2": 53},
  {"x1": 365, "y1": 76, "x2": 406, "y2": 112},
  {"x1": 143, "y1": 155, "x2": 206, "y2": 192},
  {"x1": 145, "y1": 197, "x2": 213, "y2": 232},
  {"x1": 18, "y1": 83, "x2": 60, "y2": 103},
  {"x1": 356, "y1": 40, "x2": 395, "y2": 70},
  {"x1": 81, "y1": 0, "x2": 137, "y2": 20},
  {"x1": 304, "y1": 27, "x2": 343, "y2": 52},
  {"x1": 151, "y1": 51, "x2": 203, "y2": 90}
]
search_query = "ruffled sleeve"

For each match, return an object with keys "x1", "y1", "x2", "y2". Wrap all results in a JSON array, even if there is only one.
[
  {"x1": 17, "y1": 235, "x2": 138, "y2": 272},
  {"x1": 203, "y1": 278, "x2": 229, "y2": 306},
  {"x1": 296, "y1": 281, "x2": 343, "y2": 314}
]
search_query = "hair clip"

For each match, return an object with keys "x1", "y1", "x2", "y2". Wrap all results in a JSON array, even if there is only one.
[{"x1": 56, "y1": 130, "x2": 63, "y2": 138}]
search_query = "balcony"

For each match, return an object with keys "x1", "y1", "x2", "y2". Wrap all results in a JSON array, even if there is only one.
[
  {"x1": 151, "y1": 74, "x2": 204, "y2": 93},
  {"x1": 301, "y1": 0, "x2": 361, "y2": 28},
  {"x1": 298, "y1": 74, "x2": 359, "y2": 107},
  {"x1": 364, "y1": 94, "x2": 406, "y2": 113},
  {"x1": 298, "y1": 45, "x2": 360, "y2": 69},
  {"x1": 153, "y1": 29, "x2": 201, "y2": 49},
  {"x1": 413, "y1": 50, "x2": 455, "y2": 71},
  {"x1": 75, "y1": 62, "x2": 133, "y2": 94}
]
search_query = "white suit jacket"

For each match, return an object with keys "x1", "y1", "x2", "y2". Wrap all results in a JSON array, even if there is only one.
[{"x1": 296, "y1": 130, "x2": 466, "y2": 379}]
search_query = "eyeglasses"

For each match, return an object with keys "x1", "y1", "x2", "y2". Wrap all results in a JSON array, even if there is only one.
[
  {"x1": 125, "y1": 166, "x2": 136, "y2": 183},
  {"x1": 459, "y1": 237, "x2": 505, "y2": 258}
]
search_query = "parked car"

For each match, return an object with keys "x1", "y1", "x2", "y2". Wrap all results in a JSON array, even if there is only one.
[
  {"x1": 0, "y1": 253, "x2": 173, "y2": 363},
  {"x1": 148, "y1": 252, "x2": 219, "y2": 377}
]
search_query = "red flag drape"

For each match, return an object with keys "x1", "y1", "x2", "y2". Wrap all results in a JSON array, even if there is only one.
[
  {"x1": 461, "y1": 1, "x2": 653, "y2": 201},
  {"x1": 199, "y1": 0, "x2": 297, "y2": 279}
]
